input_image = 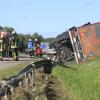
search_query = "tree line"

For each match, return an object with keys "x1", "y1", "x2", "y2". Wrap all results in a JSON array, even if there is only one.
[{"x1": 0, "y1": 26, "x2": 55, "y2": 52}]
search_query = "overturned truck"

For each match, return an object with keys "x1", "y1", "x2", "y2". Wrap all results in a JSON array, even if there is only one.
[{"x1": 50, "y1": 22, "x2": 100, "y2": 63}]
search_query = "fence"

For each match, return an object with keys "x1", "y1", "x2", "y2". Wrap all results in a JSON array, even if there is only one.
[{"x1": 0, "y1": 59, "x2": 53, "y2": 100}]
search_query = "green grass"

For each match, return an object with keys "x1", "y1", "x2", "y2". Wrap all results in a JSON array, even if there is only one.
[
  {"x1": 0, "y1": 63, "x2": 29, "y2": 79},
  {"x1": 53, "y1": 57, "x2": 100, "y2": 100}
]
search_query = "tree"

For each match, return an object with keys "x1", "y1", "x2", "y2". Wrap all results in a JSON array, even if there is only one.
[
  {"x1": 45, "y1": 37, "x2": 55, "y2": 43},
  {"x1": 0, "y1": 26, "x2": 3, "y2": 30},
  {"x1": 31, "y1": 32, "x2": 45, "y2": 42},
  {"x1": 17, "y1": 33, "x2": 26, "y2": 52},
  {"x1": 3, "y1": 26, "x2": 14, "y2": 34}
]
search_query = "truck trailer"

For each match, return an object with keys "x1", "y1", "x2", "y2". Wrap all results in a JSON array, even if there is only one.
[{"x1": 50, "y1": 22, "x2": 100, "y2": 63}]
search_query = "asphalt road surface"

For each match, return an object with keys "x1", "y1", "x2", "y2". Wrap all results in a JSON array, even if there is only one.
[{"x1": 0, "y1": 54, "x2": 33, "y2": 70}]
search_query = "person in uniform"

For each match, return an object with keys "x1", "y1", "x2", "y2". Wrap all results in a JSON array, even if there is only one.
[
  {"x1": 0, "y1": 33, "x2": 3, "y2": 60},
  {"x1": 34, "y1": 38, "x2": 42, "y2": 56},
  {"x1": 10, "y1": 30, "x2": 18, "y2": 61}
]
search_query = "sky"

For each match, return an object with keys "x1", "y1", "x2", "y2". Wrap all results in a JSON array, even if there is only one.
[{"x1": 0, "y1": 0, "x2": 100, "y2": 38}]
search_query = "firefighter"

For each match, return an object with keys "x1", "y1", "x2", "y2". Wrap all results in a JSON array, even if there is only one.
[
  {"x1": 0, "y1": 33, "x2": 3, "y2": 60},
  {"x1": 10, "y1": 30, "x2": 18, "y2": 61},
  {"x1": 28, "y1": 39, "x2": 34, "y2": 57},
  {"x1": 34, "y1": 38, "x2": 42, "y2": 56},
  {"x1": 35, "y1": 44, "x2": 42, "y2": 56}
]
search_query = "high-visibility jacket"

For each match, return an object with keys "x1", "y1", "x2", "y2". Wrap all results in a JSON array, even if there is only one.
[{"x1": 11, "y1": 37, "x2": 18, "y2": 48}]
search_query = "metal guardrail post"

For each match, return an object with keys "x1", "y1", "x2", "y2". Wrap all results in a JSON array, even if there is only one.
[
  {"x1": 0, "y1": 81, "x2": 8, "y2": 100},
  {"x1": 45, "y1": 74, "x2": 48, "y2": 81},
  {"x1": 10, "y1": 86, "x2": 14, "y2": 95},
  {"x1": 3, "y1": 87, "x2": 8, "y2": 100},
  {"x1": 25, "y1": 73, "x2": 28, "y2": 87},
  {"x1": 28, "y1": 71, "x2": 32, "y2": 86},
  {"x1": 18, "y1": 80, "x2": 23, "y2": 88},
  {"x1": 32, "y1": 69, "x2": 35, "y2": 86}
]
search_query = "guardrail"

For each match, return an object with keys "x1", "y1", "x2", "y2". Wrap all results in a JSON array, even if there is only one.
[{"x1": 0, "y1": 59, "x2": 53, "y2": 100}]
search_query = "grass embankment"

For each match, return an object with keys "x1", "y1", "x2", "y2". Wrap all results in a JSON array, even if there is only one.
[
  {"x1": 53, "y1": 57, "x2": 100, "y2": 100},
  {"x1": 0, "y1": 63, "x2": 29, "y2": 79}
]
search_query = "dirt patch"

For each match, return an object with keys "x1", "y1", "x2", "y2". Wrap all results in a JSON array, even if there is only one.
[
  {"x1": 5, "y1": 69, "x2": 68, "y2": 100},
  {"x1": 12, "y1": 87, "x2": 34, "y2": 100},
  {"x1": 45, "y1": 75, "x2": 68, "y2": 100}
]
